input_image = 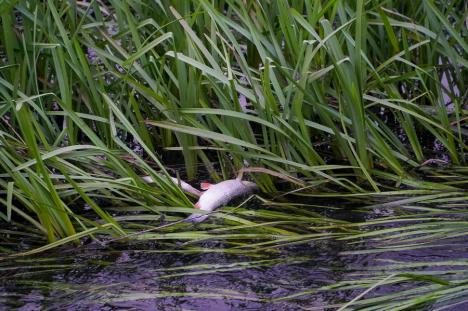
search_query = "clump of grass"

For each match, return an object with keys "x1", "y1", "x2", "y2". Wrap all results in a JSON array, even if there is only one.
[
  {"x1": 0, "y1": 0, "x2": 466, "y2": 267},
  {"x1": 1, "y1": 2, "x2": 466, "y2": 308}
]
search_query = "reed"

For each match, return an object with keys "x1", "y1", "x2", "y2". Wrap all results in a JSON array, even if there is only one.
[
  {"x1": 0, "y1": 0, "x2": 466, "y2": 308},
  {"x1": 0, "y1": 0, "x2": 465, "y2": 240}
]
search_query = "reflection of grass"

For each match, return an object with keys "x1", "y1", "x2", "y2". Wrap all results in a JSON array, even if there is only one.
[{"x1": 0, "y1": 0, "x2": 466, "y2": 308}]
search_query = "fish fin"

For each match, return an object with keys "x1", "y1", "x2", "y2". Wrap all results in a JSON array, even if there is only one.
[
  {"x1": 184, "y1": 213, "x2": 209, "y2": 223},
  {"x1": 200, "y1": 182, "x2": 212, "y2": 190},
  {"x1": 185, "y1": 207, "x2": 209, "y2": 222}
]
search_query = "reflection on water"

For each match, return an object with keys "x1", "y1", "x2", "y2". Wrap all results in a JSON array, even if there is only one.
[
  {"x1": 1, "y1": 198, "x2": 467, "y2": 310},
  {"x1": 1, "y1": 244, "x2": 337, "y2": 309}
]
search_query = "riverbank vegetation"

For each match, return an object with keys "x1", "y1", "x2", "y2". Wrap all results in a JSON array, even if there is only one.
[{"x1": 0, "y1": 0, "x2": 467, "y2": 309}]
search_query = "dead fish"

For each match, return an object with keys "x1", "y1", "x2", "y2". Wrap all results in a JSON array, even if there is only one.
[
  {"x1": 186, "y1": 179, "x2": 258, "y2": 222},
  {"x1": 142, "y1": 176, "x2": 203, "y2": 197}
]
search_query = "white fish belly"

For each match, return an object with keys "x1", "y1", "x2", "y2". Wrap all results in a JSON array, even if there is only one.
[
  {"x1": 198, "y1": 180, "x2": 248, "y2": 211},
  {"x1": 186, "y1": 179, "x2": 256, "y2": 222}
]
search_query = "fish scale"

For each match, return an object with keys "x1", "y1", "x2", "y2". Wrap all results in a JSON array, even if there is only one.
[{"x1": 186, "y1": 179, "x2": 258, "y2": 222}]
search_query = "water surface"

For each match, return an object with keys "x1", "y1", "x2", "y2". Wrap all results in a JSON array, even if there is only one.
[{"x1": 1, "y1": 197, "x2": 467, "y2": 310}]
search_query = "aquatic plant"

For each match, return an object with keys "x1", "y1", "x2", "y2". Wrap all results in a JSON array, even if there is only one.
[
  {"x1": 0, "y1": 0, "x2": 465, "y2": 239},
  {"x1": 0, "y1": 0, "x2": 466, "y2": 309}
]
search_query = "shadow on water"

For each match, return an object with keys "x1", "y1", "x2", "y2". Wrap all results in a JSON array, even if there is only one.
[{"x1": 1, "y1": 195, "x2": 467, "y2": 311}]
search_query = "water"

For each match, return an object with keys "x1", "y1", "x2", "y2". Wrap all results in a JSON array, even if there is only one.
[
  {"x1": 1, "y1": 197, "x2": 467, "y2": 310},
  {"x1": 1, "y1": 243, "x2": 351, "y2": 310}
]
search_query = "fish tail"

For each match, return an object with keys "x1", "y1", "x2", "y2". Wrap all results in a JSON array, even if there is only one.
[{"x1": 184, "y1": 213, "x2": 209, "y2": 223}]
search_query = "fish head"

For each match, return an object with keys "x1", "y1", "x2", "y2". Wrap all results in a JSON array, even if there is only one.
[{"x1": 241, "y1": 180, "x2": 258, "y2": 191}]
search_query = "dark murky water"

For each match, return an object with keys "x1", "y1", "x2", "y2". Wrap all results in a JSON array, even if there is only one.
[{"x1": 1, "y1": 199, "x2": 467, "y2": 311}]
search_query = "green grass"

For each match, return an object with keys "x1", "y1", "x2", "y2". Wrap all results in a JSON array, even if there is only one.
[
  {"x1": 0, "y1": 0, "x2": 465, "y2": 240},
  {"x1": 0, "y1": 0, "x2": 467, "y2": 308}
]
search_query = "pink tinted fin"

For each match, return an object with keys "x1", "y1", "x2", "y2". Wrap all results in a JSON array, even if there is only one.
[
  {"x1": 200, "y1": 182, "x2": 212, "y2": 190},
  {"x1": 194, "y1": 202, "x2": 201, "y2": 209}
]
